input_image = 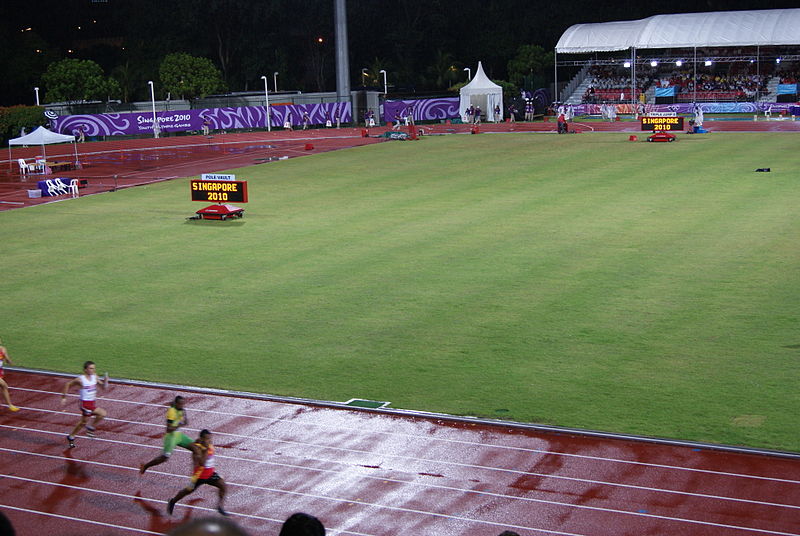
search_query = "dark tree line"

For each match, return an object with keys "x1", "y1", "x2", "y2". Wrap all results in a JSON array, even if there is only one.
[{"x1": 1, "y1": 0, "x2": 795, "y2": 106}]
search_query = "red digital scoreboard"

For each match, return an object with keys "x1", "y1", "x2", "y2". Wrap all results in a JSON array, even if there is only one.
[{"x1": 190, "y1": 180, "x2": 248, "y2": 203}]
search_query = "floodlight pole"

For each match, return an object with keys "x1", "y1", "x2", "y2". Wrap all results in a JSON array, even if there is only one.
[
  {"x1": 34, "y1": 87, "x2": 40, "y2": 106},
  {"x1": 148, "y1": 81, "x2": 159, "y2": 138},
  {"x1": 379, "y1": 69, "x2": 387, "y2": 94},
  {"x1": 554, "y1": 51, "x2": 558, "y2": 103},
  {"x1": 261, "y1": 75, "x2": 271, "y2": 131}
]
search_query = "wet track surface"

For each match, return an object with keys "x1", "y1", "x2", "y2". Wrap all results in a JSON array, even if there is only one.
[{"x1": 1, "y1": 370, "x2": 799, "y2": 536}]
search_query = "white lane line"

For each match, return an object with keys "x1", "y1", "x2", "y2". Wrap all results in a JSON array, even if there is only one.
[
  {"x1": 1, "y1": 504, "x2": 162, "y2": 535},
  {"x1": 3, "y1": 424, "x2": 797, "y2": 514},
  {"x1": 12, "y1": 387, "x2": 800, "y2": 485},
  {"x1": 2, "y1": 452, "x2": 796, "y2": 536},
  {"x1": 7, "y1": 400, "x2": 800, "y2": 494}
]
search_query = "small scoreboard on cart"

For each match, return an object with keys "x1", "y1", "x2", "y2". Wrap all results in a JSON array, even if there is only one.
[
  {"x1": 190, "y1": 174, "x2": 247, "y2": 220},
  {"x1": 641, "y1": 113, "x2": 681, "y2": 142}
]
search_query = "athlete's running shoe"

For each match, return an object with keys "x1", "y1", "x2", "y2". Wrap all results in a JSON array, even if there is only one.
[
  {"x1": 85, "y1": 425, "x2": 95, "y2": 437},
  {"x1": 8, "y1": 405, "x2": 19, "y2": 412},
  {"x1": 217, "y1": 506, "x2": 229, "y2": 516},
  {"x1": 66, "y1": 435, "x2": 76, "y2": 448}
]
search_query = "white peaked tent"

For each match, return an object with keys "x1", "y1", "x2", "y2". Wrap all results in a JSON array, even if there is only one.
[
  {"x1": 8, "y1": 126, "x2": 78, "y2": 169},
  {"x1": 459, "y1": 62, "x2": 503, "y2": 122}
]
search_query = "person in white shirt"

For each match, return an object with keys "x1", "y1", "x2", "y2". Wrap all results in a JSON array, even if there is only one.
[{"x1": 61, "y1": 361, "x2": 109, "y2": 448}]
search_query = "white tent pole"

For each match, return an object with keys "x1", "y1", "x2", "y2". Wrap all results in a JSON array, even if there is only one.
[
  {"x1": 631, "y1": 47, "x2": 636, "y2": 112},
  {"x1": 693, "y1": 47, "x2": 697, "y2": 104},
  {"x1": 756, "y1": 45, "x2": 760, "y2": 101}
]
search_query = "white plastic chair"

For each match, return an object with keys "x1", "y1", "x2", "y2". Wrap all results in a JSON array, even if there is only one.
[{"x1": 17, "y1": 159, "x2": 30, "y2": 174}]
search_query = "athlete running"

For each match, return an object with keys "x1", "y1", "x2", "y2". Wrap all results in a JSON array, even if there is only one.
[
  {"x1": 61, "y1": 361, "x2": 109, "y2": 448},
  {"x1": 140, "y1": 395, "x2": 197, "y2": 474},
  {"x1": 0, "y1": 340, "x2": 19, "y2": 412},
  {"x1": 167, "y1": 429, "x2": 228, "y2": 516}
]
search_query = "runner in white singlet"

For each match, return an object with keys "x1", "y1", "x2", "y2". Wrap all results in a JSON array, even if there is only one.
[{"x1": 61, "y1": 361, "x2": 109, "y2": 448}]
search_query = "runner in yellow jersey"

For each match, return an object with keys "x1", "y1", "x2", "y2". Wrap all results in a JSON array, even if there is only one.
[{"x1": 139, "y1": 396, "x2": 197, "y2": 474}]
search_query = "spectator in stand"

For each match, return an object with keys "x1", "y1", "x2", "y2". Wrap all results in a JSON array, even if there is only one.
[{"x1": 279, "y1": 513, "x2": 325, "y2": 536}]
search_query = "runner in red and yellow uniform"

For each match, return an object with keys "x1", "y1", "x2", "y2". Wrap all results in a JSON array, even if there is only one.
[
  {"x1": 167, "y1": 429, "x2": 228, "y2": 516},
  {"x1": 0, "y1": 340, "x2": 19, "y2": 412}
]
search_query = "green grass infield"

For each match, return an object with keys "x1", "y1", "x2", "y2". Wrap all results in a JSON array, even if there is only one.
[{"x1": 2, "y1": 132, "x2": 798, "y2": 451}]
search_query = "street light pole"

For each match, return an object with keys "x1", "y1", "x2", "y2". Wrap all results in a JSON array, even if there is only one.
[
  {"x1": 34, "y1": 87, "x2": 40, "y2": 106},
  {"x1": 261, "y1": 75, "x2": 271, "y2": 132},
  {"x1": 379, "y1": 70, "x2": 387, "y2": 94},
  {"x1": 273, "y1": 72, "x2": 279, "y2": 93},
  {"x1": 361, "y1": 68, "x2": 368, "y2": 86},
  {"x1": 464, "y1": 67, "x2": 471, "y2": 81},
  {"x1": 147, "y1": 81, "x2": 159, "y2": 138}
]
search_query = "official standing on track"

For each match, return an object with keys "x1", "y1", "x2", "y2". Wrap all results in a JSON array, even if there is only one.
[
  {"x1": 167, "y1": 429, "x2": 228, "y2": 516},
  {"x1": 61, "y1": 360, "x2": 109, "y2": 448},
  {"x1": 0, "y1": 339, "x2": 19, "y2": 412},
  {"x1": 140, "y1": 395, "x2": 197, "y2": 474}
]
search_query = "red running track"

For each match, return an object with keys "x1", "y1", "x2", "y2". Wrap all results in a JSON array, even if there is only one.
[
  {"x1": 1, "y1": 370, "x2": 799, "y2": 536},
  {"x1": 3, "y1": 120, "x2": 800, "y2": 211}
]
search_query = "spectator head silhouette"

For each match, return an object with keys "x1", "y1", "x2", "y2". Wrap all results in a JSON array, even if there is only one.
[
  {"x1": 498, "y1": 532, "x2": 520, "y2": 536},
  {"x1": 0, "y1": 510, "x2": 15, "y2": 536},
  {"x1": 168, "y1": 517, "x2": 249, "y2": 536},
  {"x1": 278, "y1": 513, "x2": 325, "y2": 536}
]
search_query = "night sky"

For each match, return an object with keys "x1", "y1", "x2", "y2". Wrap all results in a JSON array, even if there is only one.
[{"x1": 0, "y1": 0, "x2": 797, "y2": 105}]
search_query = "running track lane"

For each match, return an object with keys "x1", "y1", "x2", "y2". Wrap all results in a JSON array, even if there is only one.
[{"x1": 1, "y1": 371, "x2": 799, "y2": 536}]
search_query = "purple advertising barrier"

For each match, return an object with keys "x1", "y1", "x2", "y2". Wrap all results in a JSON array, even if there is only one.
[
  {"x1": 51, "y1": 102, "x2": 353, "y2": 136},
  {"x1": 270, "y1": 102, "x2": 352, "y2": 126},
  {"x1": 383, "y1": 98, "x2": 460, "y2": 124}
]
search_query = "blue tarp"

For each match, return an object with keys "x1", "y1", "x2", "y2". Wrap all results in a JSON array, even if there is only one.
[
  {"x1": 655, "y1": 87, "x2": 677, "y2": 97},
  {"x1": 777, "y1": 84, "x2": 798, "y2": 95}
]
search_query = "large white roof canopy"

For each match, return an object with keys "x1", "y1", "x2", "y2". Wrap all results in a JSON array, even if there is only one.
[{"x1": 556, "y1": 9, "x2": 800, "y2": 53}]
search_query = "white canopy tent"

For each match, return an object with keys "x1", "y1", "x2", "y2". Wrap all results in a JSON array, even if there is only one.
[
  {"x1": 8, "y1": 126, "x2": 78, "y2": 171},
  {"x1": 459, "y1": 62, "x2": 503, "y2": 122},
  {"x1": 553, "y1": 8, "x2": 800, "y2": 102},
  {"x1": 556, "y1": 9, "x2": 800, "y2": 53}
]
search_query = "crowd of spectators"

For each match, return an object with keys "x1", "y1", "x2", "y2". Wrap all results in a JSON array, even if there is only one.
[
  {"x1": 581, "y1": 63, "x2": 783, "y2": 103},
  {"x1": 657, "y1": 71, "x2": 766, "y2": 100}
]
